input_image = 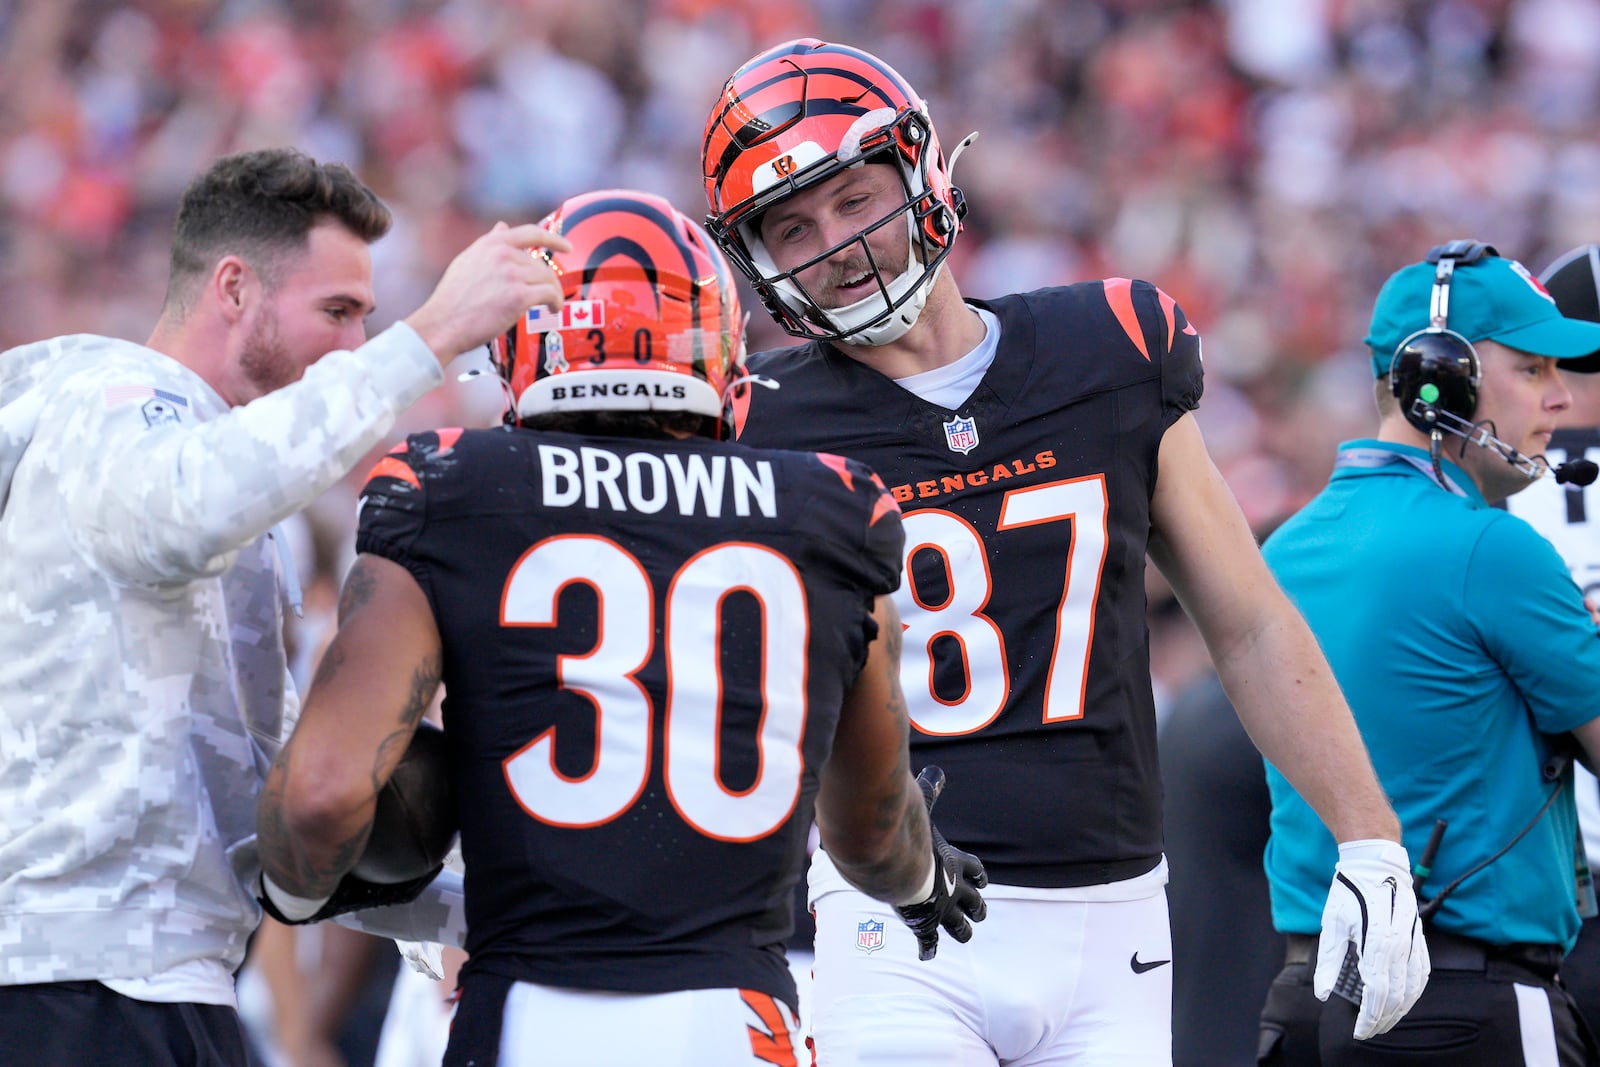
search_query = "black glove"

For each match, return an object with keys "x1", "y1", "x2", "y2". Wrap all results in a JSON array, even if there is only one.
[
  {"x1": 258, "y1": 864, "x2": 442, "y2": 926},
  {"x1": 893, "y1": 766, "x2": 988, "y2": 961}
]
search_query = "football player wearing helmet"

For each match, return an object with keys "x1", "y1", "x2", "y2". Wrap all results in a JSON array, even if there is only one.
[
  {"x1": 256, "y1": 189, "x2": 983, "y2": 1067},
  {"x1": 702, "y1": 39, "x2": 1426, "y2": 1064}
]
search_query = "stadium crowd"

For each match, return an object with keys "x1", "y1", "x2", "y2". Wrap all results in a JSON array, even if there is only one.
[{"x1": 7, "y1": 0, "x2": 1600, "y2": 530}]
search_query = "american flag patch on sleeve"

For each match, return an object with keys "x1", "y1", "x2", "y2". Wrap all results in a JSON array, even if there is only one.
[{"x1": 103, "y1": 385, "x2": 189, "y2": 409}]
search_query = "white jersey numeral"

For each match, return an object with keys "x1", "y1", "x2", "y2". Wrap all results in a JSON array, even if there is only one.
[
  {"x1": 897, "y1": 476, "x2": 1109, "y2": 735},
  {"x1": 500, "y1": 535, "x2": 807, "y2": 841}
]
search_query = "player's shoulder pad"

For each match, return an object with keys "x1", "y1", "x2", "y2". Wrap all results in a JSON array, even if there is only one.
[
  {"x1": 1096, "y1": 278, "x2": 1201, "y2": 367},
  {"x1": 362, "y1": 427, "x2": 467, "y2": 495},
  {"x1": 745, "y1": 342, "x2": 827, "y2": 379},
  {"x1": 734, "y1": 342, "x2": 832, "y2": 442},
  {"x1": 812, "y1": 450, "x2": 905, "y2": 595},
  {"x1": 812, "y1": 451, "x2": 902, "y2": 528}
]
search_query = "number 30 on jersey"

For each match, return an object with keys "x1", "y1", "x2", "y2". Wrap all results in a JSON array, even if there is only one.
[{"x1": 499, "y1": 535, "x2": 806, "y2": 843}]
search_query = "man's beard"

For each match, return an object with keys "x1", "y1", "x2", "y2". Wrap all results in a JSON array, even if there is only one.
[{"x1": 239, "y1": 307, "x2": 296, "y2": 396}]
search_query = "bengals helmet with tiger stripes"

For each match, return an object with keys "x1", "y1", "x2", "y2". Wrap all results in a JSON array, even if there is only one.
[
  {"x1": 494, "y1": 189, "x2": 747, "y2": 437},
  {"x1": 701, "y1": 38, "x2": 972, "y2": 347}
]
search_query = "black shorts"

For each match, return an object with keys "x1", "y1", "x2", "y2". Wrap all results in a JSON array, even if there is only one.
[
  {"x1": 1257, "y1": 933, "x2": 1595, "y2": 1067},
  {"x1": 0, "y1": 980, "x2": 249, "y2": 1066}
]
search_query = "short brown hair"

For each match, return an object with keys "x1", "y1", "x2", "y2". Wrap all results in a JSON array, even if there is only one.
[{"x1": 162, "y1": 148, "x2": 391, "y2": 314}]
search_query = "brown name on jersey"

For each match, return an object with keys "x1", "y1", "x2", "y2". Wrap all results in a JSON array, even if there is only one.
[{"x1": 888, "y1": 450, "x2": 1057, "y2": 504}]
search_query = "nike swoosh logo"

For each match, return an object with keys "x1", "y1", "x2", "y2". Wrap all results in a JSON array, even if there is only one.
[
  {"x1": 1382, "y1": 875, "x2": 1399, "y2": 916},
  {"x1": 1130, "y1": 952, "x2": 1170, "y2": 974}
]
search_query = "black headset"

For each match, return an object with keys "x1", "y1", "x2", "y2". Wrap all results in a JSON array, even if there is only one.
[{"x1": 1389, "y1": 239, "x2": 1497, "y2": 434}]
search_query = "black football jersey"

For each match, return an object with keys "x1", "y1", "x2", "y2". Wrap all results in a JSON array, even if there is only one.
[
  {"x1": 356, "y1": 426, "x2": 903, "y2": 1008},
  {"x1": 735, "y1": 280, "x2": 1203, "y2": 887}
]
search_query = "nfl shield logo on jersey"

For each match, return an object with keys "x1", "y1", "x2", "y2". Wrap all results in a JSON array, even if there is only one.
[
  {"x1": 943, "y1": 415, "x2": 979, "y2": 455},
  {"x1": 855, "y1": 918, "x2": 885, "y2": 954}
]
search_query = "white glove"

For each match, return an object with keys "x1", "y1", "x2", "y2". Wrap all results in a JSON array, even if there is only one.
[
  {"x1": 396, "y1": 939, "x2": 445, "y2": 981},
  {"x1": 1317, "y1": 839, "x2": 1430, "y2": 1039}
]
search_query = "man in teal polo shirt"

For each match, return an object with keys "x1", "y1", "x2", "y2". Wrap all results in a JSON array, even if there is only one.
[{"x1": 1259, "y1": 241, "x2": 1600, "y2": 1066}]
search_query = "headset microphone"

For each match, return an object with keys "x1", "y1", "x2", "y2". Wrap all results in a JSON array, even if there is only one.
[
  {"x1": 1554, "y1": 458, "x2": 1600, "y2": 487},
  {"x1": 1406, "y1": 401, "x2": 1597, "y2": 486}
]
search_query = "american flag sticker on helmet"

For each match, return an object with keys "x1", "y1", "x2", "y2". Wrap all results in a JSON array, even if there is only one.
[{"x1": 526, "y1": 300, "x2": 606, "y2": 333}]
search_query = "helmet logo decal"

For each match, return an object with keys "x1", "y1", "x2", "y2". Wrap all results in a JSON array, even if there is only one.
[
  {"x1": 753, "y1": 141, "x2": 826, "y2": 195},
  {"x1": 943, "y1": 415, "x2": 980, "y2": 455}
]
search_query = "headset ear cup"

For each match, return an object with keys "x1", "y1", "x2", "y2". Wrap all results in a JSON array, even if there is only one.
[{"x1": 1391, "y1": 329, "x2": 1480, "y2": 433}]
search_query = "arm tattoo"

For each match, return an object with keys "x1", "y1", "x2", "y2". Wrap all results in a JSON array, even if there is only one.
[
  {"x1": 265, "y1": 657, "x2": 443, "y2": 901},
  {"x1": 337, "y1": 558, "x2": 379, "y2": 623},
  {"x1": 370, "y1": 651, "x2": 443, "y2": 792},
  {"x1": 309, "y1": 640, "x2": 346, "y2": 693}
]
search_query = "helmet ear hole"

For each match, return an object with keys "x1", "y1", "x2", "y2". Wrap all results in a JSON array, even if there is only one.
[{"x1": 1390, "y1": 329, "x2": 1481, "y2": 434}]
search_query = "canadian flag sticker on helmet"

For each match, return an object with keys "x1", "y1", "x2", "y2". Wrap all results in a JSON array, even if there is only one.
[{"x1": 526, "y1": 300, "x2": 607, "y2": 333}]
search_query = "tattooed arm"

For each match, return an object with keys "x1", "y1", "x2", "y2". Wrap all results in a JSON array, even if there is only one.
[
  {"x1": 813, "y1": 595, "x2": 934, "y2": 905},
  {"x1": 257, "y1": 554, "x2": 444, "y2": 907}
]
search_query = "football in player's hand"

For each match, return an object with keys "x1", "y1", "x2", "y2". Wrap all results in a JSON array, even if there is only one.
[{"x1": 352, "y1": 721, "x2": 457, "y2": 885}]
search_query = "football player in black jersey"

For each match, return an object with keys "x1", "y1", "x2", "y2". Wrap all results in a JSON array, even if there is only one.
[
  {"x1": 255, "y1": 190, "x2": 985, "y2": 1067},
  {"x1": 701, "y1": 39, "x2": 1428, "y2": 1064}
]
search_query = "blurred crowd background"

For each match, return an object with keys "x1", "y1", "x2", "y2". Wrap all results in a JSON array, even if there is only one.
[
  {"x1": 7, "y1": 0, "x2": 1600, "y2": 1064},
  {"x1": 7, "y1": 0, "x2": 1600, "y2": 531}
]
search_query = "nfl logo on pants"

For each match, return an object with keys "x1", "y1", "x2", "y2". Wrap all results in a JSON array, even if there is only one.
[
  {"x1": 943, "y1": 416, "x2": 979, "y2": 455},
  {"x1": 856, "y1": 918, "x2": 885, "y2": 954}
]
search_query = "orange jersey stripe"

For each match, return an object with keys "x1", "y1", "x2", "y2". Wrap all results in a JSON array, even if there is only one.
[
  {"x1": 434, "y1": 427, "x2": 465, "y2": 455},
  {"x1": 365, "y1": 455, "x2": 420, "y2": 490},
  {"x1": 818, "y1": 452, "x2": 855, "y2": 491},
  {"x1": 1156, "y1": 288, "x2": 1178, "y2": 356},
  {"x1": 1101, "y1": 278, "x2": 1149, "y2": 361}
]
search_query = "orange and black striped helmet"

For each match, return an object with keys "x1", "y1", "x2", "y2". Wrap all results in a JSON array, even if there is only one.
[
  {"x1": 494, "y1": 189, "x2": 747, "y2": 437},
  {"x1": 701, "y1": 39, "x2": 970, "y2": 347}
]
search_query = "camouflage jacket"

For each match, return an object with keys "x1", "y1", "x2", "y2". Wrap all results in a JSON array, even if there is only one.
[{"x1": 0, "y1": 325, "x2": 463, "y2": 985}]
